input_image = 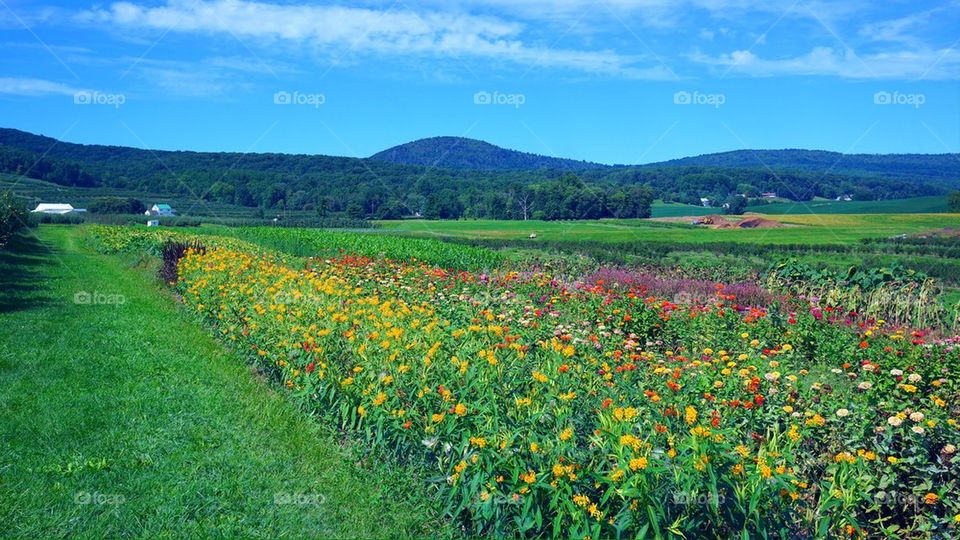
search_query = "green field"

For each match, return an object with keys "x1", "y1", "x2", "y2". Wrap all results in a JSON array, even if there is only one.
[
  {"x1": 378, "y1": 213, "x2": 960, "y2": 246},
  {"x1": 0, "y1": 227, "x2": 442, "y2": 538},
  {"x1": 650, "y1": 196, "x2": 950, "y2": 218},
  {"x1": 756, "y1": 196, "x2": 949, "y2": 214}
]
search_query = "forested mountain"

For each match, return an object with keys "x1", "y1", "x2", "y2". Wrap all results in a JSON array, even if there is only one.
[
  {"x1": 370, "y1": 136, "x2": 607, "y2": 170},
  {"x1": 645, "y1": 149, "x2": 960, "y2": 185},
  {"x1": 0, "y1": 128, "x2": 953, "y2": 220}
]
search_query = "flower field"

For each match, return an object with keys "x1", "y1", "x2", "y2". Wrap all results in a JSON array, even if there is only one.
[{"x1": 91, "y1": 225, "x2": 960, "y2": 538}]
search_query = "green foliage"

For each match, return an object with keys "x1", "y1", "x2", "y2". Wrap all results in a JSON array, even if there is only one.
[
  {"x1": 949, "y1": 191, "x2": 960, "y2": 212},
  {"x1": 220, "y1": 227, "x2": 504, "y2": 270},
  {"x1": 723, "y1": 195, "x2": 747, "y2": 215},
  {"x1": 0, "y1": 190, "x2": 27, "y2": 245},
  {"x1": 88, "y1": 196, "x2": 146, "y2": 214},
  {"x1": 370, "y1": 135, "x2": 605, "y2": 170}
]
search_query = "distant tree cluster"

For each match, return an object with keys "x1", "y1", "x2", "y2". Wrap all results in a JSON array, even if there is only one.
[{"x1": 88, "y1": 197, "x2": 146, "y2": 214}]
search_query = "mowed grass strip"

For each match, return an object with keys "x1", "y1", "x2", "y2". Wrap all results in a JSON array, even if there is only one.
[{"x1": 0, "y1": 226, "x2": 443, "y2": 539}]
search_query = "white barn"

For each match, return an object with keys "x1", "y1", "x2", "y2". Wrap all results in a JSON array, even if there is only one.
[{"x1": 31, "y1": 203, "x2": 85, "y2": 214}]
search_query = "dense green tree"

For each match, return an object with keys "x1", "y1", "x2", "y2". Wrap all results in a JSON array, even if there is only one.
[
  {"x1": 0, "y1": 191, "x2": 27, "y2": 245},
  {"x1": 88, "y1": 197, "x2": 146, "y2": 214},
  {"x1": 723, "y1": 195, "x2": 748, "y2": 215},
  {"x1": 949, "y1": 191, "x2": 960, "y2": 212}
]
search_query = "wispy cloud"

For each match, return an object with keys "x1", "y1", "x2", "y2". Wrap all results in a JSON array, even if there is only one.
[
  {"x1": 0, "y1": 77, "x2": 81, "y2": 96},
  {"x1": 691, "y1": 46, "x2": 960, "y2": 80},
  {"x1": 76, "y1": 0, "x2": 665, "y2": 78}
]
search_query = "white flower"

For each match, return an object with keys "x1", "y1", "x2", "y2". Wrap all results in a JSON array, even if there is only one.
[
  {"x1": 888, "y1": 416, "x2": 904, "y2": 427},
  {"x1": 862, "y1": 364, "x2": 876, "y2": 372},
  {"x1": 944, "y1": 444, "x2": 956, "y2": 455},
  {"x1": 908, "y1": 373, "x2": 922, "y2": 383},
  {"x1": 912, "y1": 426, "x2": 925, "y2": 435},
  {"x1": 836, "y1": 408, "x2": 850, "y2": 417},
  {"x1": 858, "y1": 382, "x2": 873, "y2": 390},
  {"x1": 909, "y1": 412, "x2": 925, "y2": 423},
  {"x1": 831, "y1": 368, "x2": 843, "y2": 374},
  {"x1": 890, "y1": 369, "x2": 903, "y2": 376}
]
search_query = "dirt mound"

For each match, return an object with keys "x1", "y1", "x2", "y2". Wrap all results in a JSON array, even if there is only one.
[
  {"x1": 652, "y1": 214, "x2": 787, "y2": 229},
  {"x1": 737, "y1": 216, "x2": 784, "y2": 229}
]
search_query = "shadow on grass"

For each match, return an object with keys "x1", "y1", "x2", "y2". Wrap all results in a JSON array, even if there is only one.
[{"x1": 0, "y1": 230, "x2": 54, "y2": 314}]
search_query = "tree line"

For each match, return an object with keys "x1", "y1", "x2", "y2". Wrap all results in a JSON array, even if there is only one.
[{"x1": 0, "y1": 129, "x2": 951, "y2": 220}]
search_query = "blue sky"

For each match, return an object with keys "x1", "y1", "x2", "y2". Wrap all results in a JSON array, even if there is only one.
[{"x1": 1, "y1": 0, "x2": 958, "y2": 164}]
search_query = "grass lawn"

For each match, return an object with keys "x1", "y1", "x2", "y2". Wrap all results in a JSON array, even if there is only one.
[
  {"x1": 0, "y1": 226, "x2": 443, "y2": 538},
  {"x1": 377, "y1": 213, "x2": 960, "y2": 246}
]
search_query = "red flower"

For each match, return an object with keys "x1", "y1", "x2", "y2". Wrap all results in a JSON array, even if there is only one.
[{"x1": 305, "y1": 362, "x2": 316, "y2": 373}]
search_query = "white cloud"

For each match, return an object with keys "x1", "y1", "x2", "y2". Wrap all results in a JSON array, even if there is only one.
[
  {"x1": 691, "y1": 46, "x2": 960, "y2": 79},
  {"x1": 78, "y1": 0, "x2": 667, "y2": 78},
  {"x1": 0, "y1": 77, "x2": 82, "y2": 96},
  {"x1": 858, "y1": 9, "x2": 936, "y2": 45}
]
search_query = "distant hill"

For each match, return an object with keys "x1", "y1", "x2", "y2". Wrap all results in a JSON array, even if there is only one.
[
  {"x1": 370, "y1": 136, "x2": 608, "y2": 171},
  {"x1": 0, "y1": 127, "x2": 954, "y2": 221},
  {"x1": 643, "y1": 149, "x2": 960, "y2": 185}
]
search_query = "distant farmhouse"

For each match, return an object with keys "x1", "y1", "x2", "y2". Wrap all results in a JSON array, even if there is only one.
[
  {"x1": 836, "y1": 194, "x2": 853, "y2": 201},
  {"x1": 761, "y1": 192, "x2": 778, "y2": 199},
  {"x1": 31, "y1": 203, "x2": 86, "y2": 214},
  {"x1": 700, "y1": 197, "x2": 712, "y2": 207},
  {"x1": 145, "y1": 204, "x2": 176, "y2": 216}
]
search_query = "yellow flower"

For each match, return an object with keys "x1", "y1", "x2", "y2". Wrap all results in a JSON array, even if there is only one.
[
  {"x1": 372, "y1": 392, "x2": 387, "y2": 406},
  {"x1": 454, "y1": 403, "x2": 468, "y2": 416},
  {"x1": 431, "y1": 413, "x2": 445, "y2": 423},
  {"x1": 357, "y1": 405, "x2": 366, "y2": 417},
  {"x1": 521, "y1": 470, "x2": 537, "y2": 484},
  {"x1": 684, "y1": 406, "x2": 698, "y2": 425},
  {"x1": 559, "y1": 427, "x2": 574, "y2": 442},
  {"x1": 924, "y1": 493, "x2": 938, "y2": 505},
  {"x1": 532, "y1": 371, "x2": 548, "y2": 383},
  {"x1": 629, "y1": 457, "x2": 648, "y2": 471}
]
